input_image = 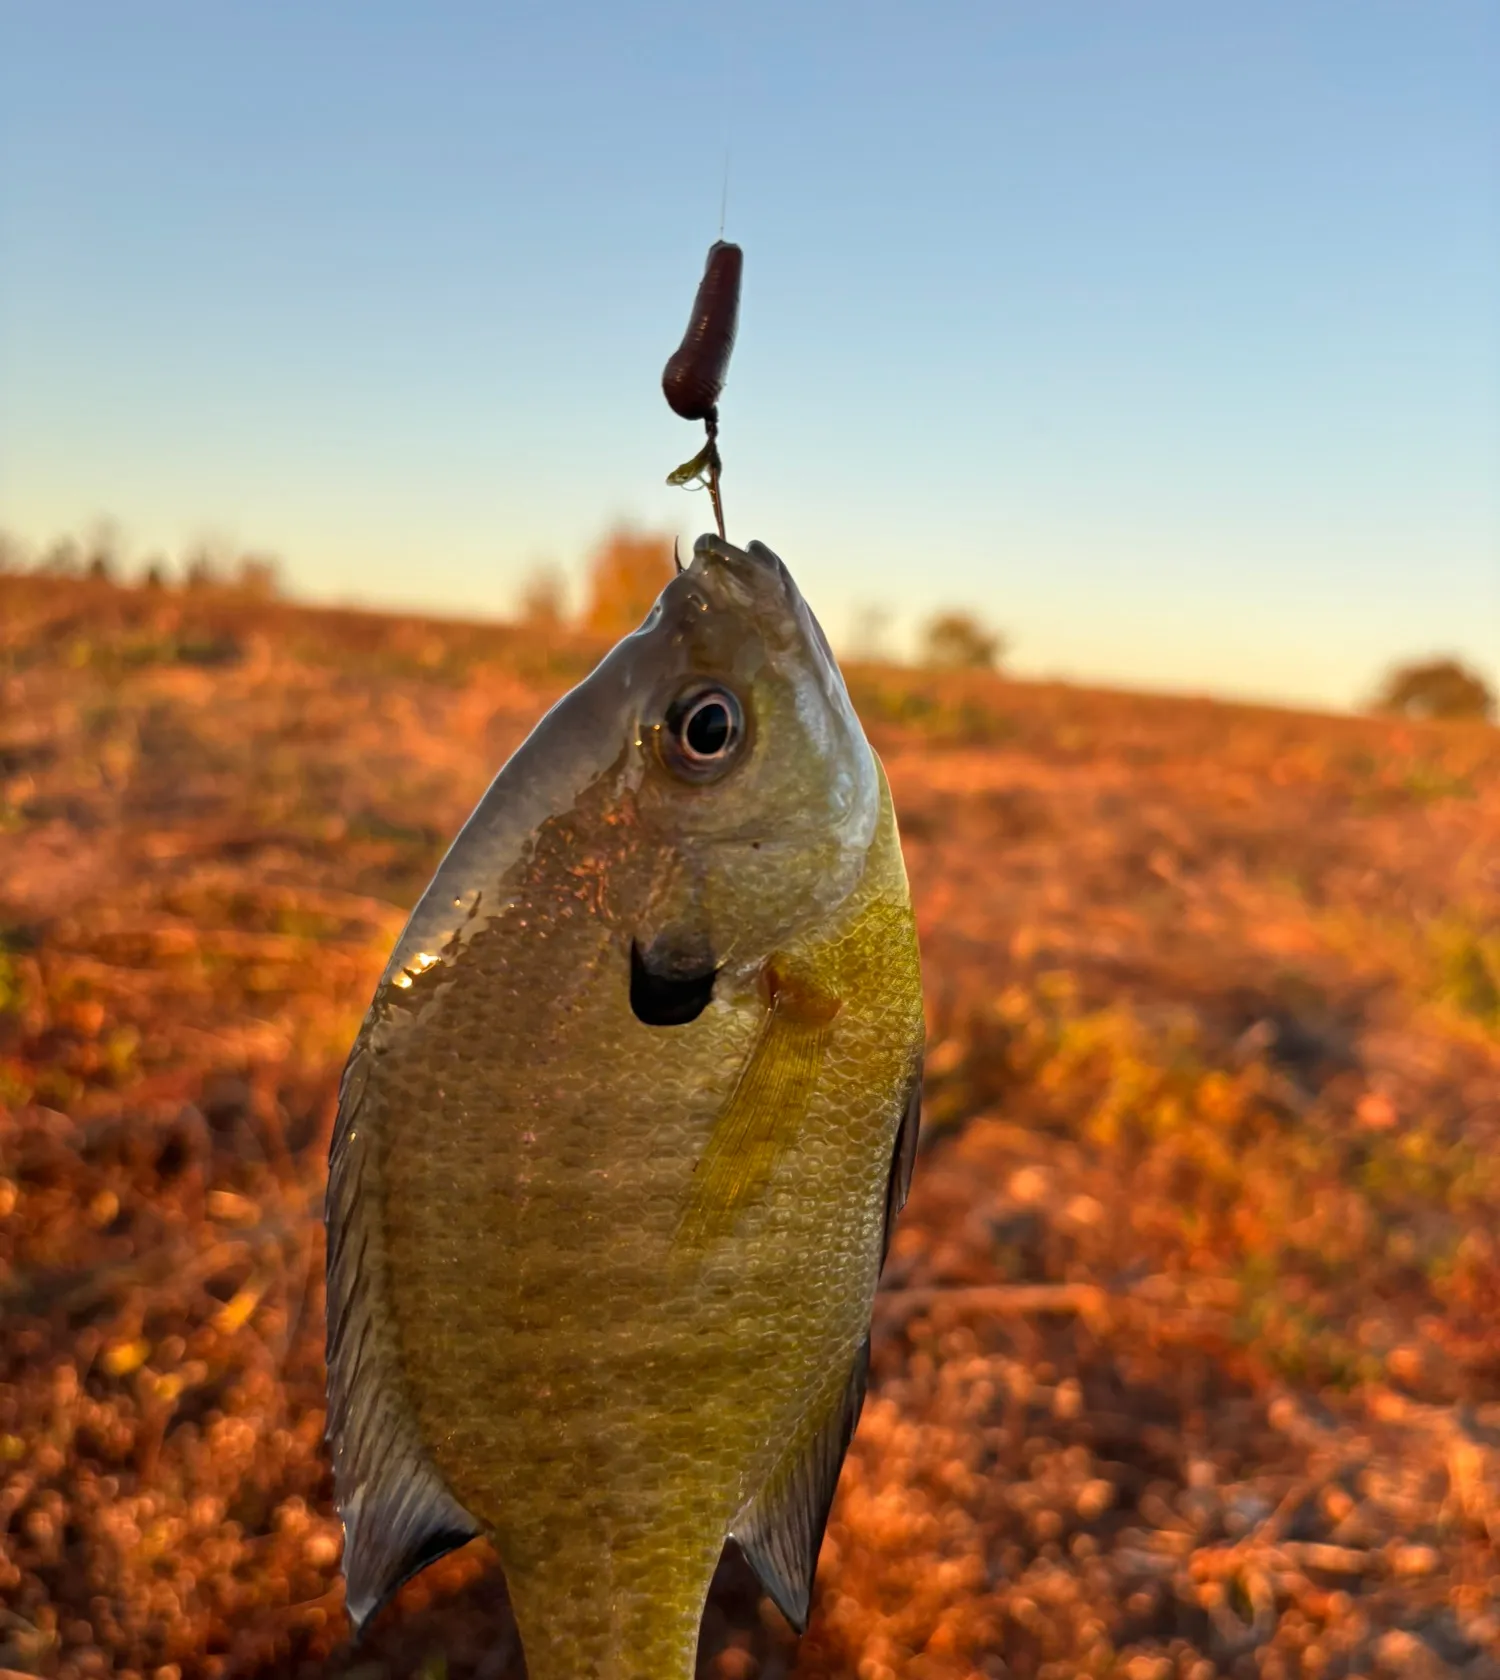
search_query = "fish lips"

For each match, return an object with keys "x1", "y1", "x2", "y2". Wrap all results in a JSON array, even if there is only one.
[{"x1": 687, "y1": 534, "x2": 790, "y2": 607}]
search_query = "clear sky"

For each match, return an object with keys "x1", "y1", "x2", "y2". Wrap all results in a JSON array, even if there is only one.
[{"x1": 3, "y1": 2, "x2": 1496, "y2": 709}]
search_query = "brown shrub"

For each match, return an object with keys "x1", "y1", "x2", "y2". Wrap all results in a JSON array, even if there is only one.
[
  {"x1": 919, "y1": 609, "x2": 1006, "y2": 671},
  {"x1": 581, "y1": 527, "x2": 674, "y2": 637},
  {"x1": 1373, "y1": 655, "x2": 1495, "y2": 722},
  {"x1": 517, "y1": 564, "x2": 569, "y2": 630}
]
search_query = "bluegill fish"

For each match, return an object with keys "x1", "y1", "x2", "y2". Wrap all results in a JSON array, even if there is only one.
[{"x1": 325, "y1": 534, "x2": 925, "y2": 1680}]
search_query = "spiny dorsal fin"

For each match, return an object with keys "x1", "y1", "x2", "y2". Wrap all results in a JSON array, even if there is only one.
[
  {"x1": 325, "y1": 1037, "x2": 481, "y2": 1634},
  {"x1": 729, "y1": 1336, "x2": 870, "y2": 1633}
]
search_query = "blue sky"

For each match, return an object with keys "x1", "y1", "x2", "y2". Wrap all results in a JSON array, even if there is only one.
[{"x1": 2, "y1": 2, "x2": 1495, "y2": 708}]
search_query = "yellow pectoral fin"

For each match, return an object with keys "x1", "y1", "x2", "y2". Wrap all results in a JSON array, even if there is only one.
[{"x1": 675, "y1": 965, "x2": 839, "y2": 1253}]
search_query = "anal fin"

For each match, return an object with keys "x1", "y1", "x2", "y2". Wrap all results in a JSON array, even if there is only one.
[
  {"x1": 729, "y1": 1336, "x2": 870, "y2": 1634},
  {"x1": 881, "y1": 1054, "x2": 923, "y2": 1270},
  {"x1": 337, "y1": 1454, "x2": 479, "y2": 1636}
]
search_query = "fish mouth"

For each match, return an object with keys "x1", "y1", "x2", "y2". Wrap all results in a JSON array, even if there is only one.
[
  {"x1": 684, "y1": 533, "x2": 832, "y2": 658},
  {"x1": 681, "y1": 530, "x2": 849, "y2": 715},
  {"x1": 688, "y1": 533, "x2": 843, "y2": 687},
  {"x1": 688, "y1": 534, "x2": 789, "y2": 596}
]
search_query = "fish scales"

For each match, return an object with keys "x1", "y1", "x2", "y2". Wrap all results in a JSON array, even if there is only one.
[{"x1": 326, "y1": 535, "x2": 924, "y2": 1680}]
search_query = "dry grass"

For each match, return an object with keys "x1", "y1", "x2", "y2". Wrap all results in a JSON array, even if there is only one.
[{"x1": 2, "y1": 571, "x2": 1499, "y2": 1679}]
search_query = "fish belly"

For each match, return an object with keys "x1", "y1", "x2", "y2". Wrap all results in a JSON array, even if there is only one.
[{"x1": 377, "y1": 978, "x2": 891, "y2": 1677}]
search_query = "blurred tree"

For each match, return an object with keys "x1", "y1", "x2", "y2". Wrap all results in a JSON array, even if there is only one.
[
  {"x1": 183, "y1": 547, "x2": 221, "y2": 590},
  {"x1": 519, "y1": 564, "x2": 568, "y2": 630},
  {"x1": 920, "y1": 610, "x2": 1006, "y2": 671},
  {"x1": 140, "y1": 556, "x2": 170, "y2": 589},
  {"x1": 1373, "y1": 657, "x2": 1495, "y2": 723},
  {"x1": 83, "y1": 519, "x2": 123, "y2": 582},
  {"x1": 236, "y1": 554, "x2": 282, "y2": 598},
  {"x1": 846, "y1": 604, "x2": 894, "y2": 663},
  {"x1": 582, "y1": 528, "x2": 674, "y2": 637},
  {"x1": 39, "y1": 537, "x2": 82, "y2": 577}
]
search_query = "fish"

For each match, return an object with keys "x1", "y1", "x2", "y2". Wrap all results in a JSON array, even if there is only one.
[{"x1": 324, "y1": 533, "x2": 925, "y2": 1680}]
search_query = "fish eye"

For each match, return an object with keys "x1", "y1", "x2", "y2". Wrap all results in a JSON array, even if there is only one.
[{"x1": 659, "y1": 686, "x2": 744, "y2": 780}]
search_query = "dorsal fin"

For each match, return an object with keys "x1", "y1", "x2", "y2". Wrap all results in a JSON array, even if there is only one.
[
  {"x1": 324, "y1": 1037, "x2": 481, "y2": 1634},
  {"x1": 729, "y1": 1336, "x2": 870, "y2": 1633}
]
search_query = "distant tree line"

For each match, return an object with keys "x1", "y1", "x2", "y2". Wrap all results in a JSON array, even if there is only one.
[
  {"x1": 0, "y1": 524, "x2": 282, "y2": 598},
  {"x1": 413, "y1": 528, "x2": 1500, "y2": 715},
  {"x1": 539, "y1": 525, "x2": 1011, "y2": 672},
  {"x1": 8, "y1": 521, "x2": 1493, "y2": 716}
]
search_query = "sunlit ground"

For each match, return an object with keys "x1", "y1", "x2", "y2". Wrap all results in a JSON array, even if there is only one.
[{"x1": 3, "y1": 567, "x2": 1499, "y2": 1679}]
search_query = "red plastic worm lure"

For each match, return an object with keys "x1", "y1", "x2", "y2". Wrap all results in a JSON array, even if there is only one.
[
  {"x1": 662, "y1": 240, "x2": 743, "y2": 423},
  {"x1": 663, "y1": 241, "x2": 743, "y2": 540}
]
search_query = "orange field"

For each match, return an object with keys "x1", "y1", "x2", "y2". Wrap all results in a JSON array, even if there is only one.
[{"x1": 3, "y1": 570, "x2": 1499, "y2": 1680}]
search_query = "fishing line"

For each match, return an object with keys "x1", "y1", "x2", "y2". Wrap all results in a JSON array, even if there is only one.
[
  {"x1": 719, "y1": 148, "x2": 731, "y2": 241},
  {"x1": 663, "y1": 29, "x2": 743, "y2": 541}
]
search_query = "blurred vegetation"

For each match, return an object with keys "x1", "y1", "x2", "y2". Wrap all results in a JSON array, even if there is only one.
[
  {"x1": 844, "y1": 666, "x2": 1017, "y2": 747},
  {"x1": 516, "y1": 564, "x2": 569, "y2": 631},
  {"x1": 580, "y1": 526, "x2": 675, "y2": 638},
  {"x1": 4, "y1": 547, "x2": 1500, "y2": 1679},
  {"x1": 918, "y1": 609, "x2": 1006, "y2": 672},
  {"x1": 1, "y1": 524, "x2": 286, "y2": 600},
  {"x1": 845, "y1": 604, "x2": 895, "y2": 664},
  {"x1": 1373, "y1": 655, "x2": 1496, "y2": 723}
]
